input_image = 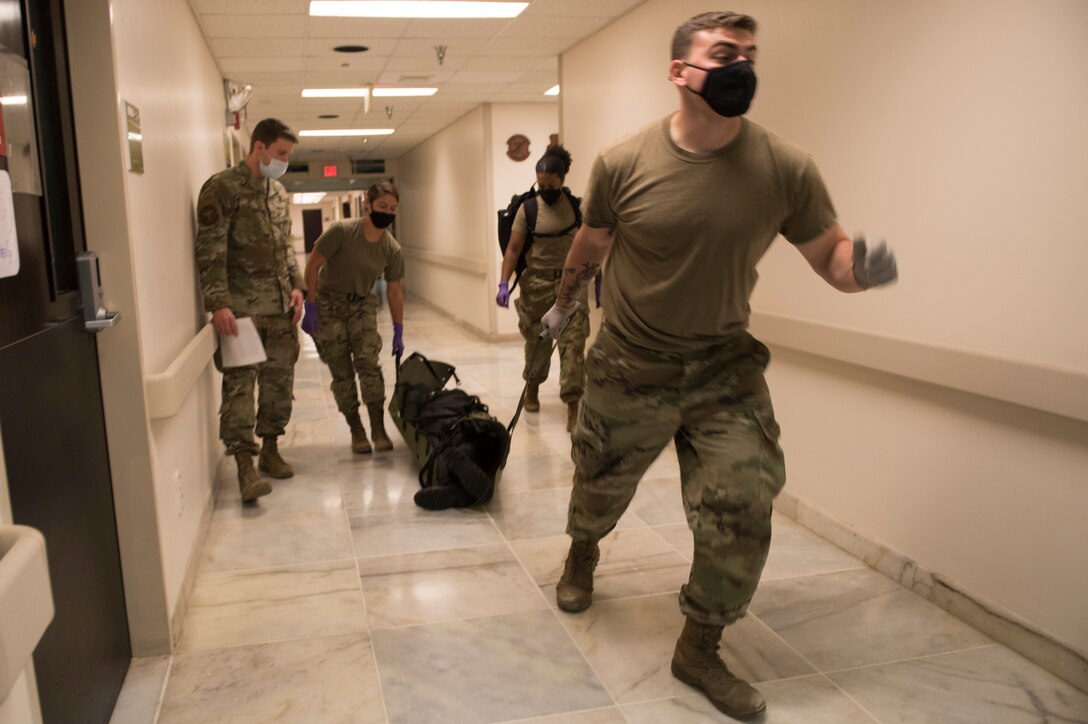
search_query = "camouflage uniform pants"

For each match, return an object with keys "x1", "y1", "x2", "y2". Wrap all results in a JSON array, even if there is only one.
[
  {"x1": 313, "y1": 291, "x2": 385, "y2": 413},
  {"x1": 568, "y1": 323, "x2": 786, "y2": 626},
  {"x1": 214, "y1": 312, "x2": 300, "y2": 455},
  {"x1": 514, "y1": 269, "x2": 589, "y2": 403}
]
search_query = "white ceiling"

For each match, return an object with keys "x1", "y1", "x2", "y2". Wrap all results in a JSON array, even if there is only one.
[{"x1": 187, "y1": 0, "x2": 647, "y2": 160}]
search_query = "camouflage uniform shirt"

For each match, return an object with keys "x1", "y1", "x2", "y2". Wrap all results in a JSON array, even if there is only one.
[{"x1": 196, "y1": 162, "x2": 302, "y2": 315}]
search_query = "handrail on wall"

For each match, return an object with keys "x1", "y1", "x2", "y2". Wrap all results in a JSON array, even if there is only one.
[
  {"x1": 400, "y1": 245, "x2": 487, "y2": 276},
  {"x1": 144, "y1": 324, "x2": 216, "y2": 420},
  {"x1": 749, "y1": 311, "x2": 1088, "y2": 423}
]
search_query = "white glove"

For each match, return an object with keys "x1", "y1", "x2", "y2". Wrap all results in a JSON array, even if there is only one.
[
  {"x1": 852, "y1": 236, "x2": 898, "y2": 289},
  {"x1": 540, "y1": 301, "x2": 581, "y2": 340}
]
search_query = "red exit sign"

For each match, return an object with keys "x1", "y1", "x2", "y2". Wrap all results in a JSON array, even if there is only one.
[{"x1": 323, "y1": 165, "x2": 338, "y2": 177}]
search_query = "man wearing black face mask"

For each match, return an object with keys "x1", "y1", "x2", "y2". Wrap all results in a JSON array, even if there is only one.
[{"x1": 540, "y1": 11, "x2": 898, "y2": 720}]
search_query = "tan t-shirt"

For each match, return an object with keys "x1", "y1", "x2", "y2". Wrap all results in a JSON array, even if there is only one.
[
  {"x1": 584, "y1": 115, "x2": 836, "y2": 351},
  {"x1": 512, "y1": 192, "x2": 578, "y2": 270},
  {"x1": 314, "y1": 220, "x2": 405, "y2": 296}
]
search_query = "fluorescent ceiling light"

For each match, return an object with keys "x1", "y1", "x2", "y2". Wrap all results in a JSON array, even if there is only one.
[
  {"x1": 302, "y1": 87, "x2": 437, "y2": 98},
  {"x1": 299, "y1": 129, "x2": 395, "y2": 136},
  {"x1": 544, "y1": 85, "x2": 559, "y2": 96},
  {"x1": 292, "y1": 193, "x2": 327, "y2": 204},
  {"x1": 310, "y1": 1, "x2": 528, "y2": 18},
  {"x1": 0, "y1": 95, "x2": 27, "y2": 105}
]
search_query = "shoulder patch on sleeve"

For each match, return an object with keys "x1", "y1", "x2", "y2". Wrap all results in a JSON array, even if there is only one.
[{"x1": 199, "y1": 202, "x2": 220, "y2": 226}]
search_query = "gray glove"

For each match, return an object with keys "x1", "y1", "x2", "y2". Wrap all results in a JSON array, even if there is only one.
[
  {"x1": 852, "y1": 236, "x2": 898, "y2": 289},
  {"x1": 540, "y1": 301, "x2": 581, "y2": 340}
]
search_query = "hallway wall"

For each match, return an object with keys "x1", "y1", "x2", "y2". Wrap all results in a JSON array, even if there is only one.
[
  {"x1": 486, "y1": 103, "x2": 560, "y2": 337},
  {"x1": 397, "y1": 106, "x2": 491, "y2": 337},
  {"x1": 560, "y1": 0, "x2": 1088, "y2": 661},
  {"x1": 63, "y1": 0, "x2": 233, "y2": 653},
  {"x1": 398, "y1": 102, "x2": 558, "y2": 339},
  {"x1": 108, "y1": 0, "x2": 227, "y2": 629}
]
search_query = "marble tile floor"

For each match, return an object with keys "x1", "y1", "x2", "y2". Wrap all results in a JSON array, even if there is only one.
[{"x1": 111, "y1": 305, "x2": 1088, "y2": 724}]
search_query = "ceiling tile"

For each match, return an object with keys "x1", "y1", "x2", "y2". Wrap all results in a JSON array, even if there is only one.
[
  {"x1": 201, "y1": 14, "x2": 304, "y2": 39},
  {"x1": 302, "y1": 69, "x2": 383, "y2": 85},
  {"x1": 460, "y1": 55, "x2": 547, "y2": 71},
  {"x1": 193, "y1": 0, "x2": 308, "y2": 13},
  {"x1": 448, "y1": 69, "x2": 527, "y2": 84},
  {"x1": 307, "y1": 17, "x2": 411, "y2": 39},
  {"x1": 478, "y1": 36, "x2": 574, "y2": 56},
  {"x1": 402, "y1": 18, "x2": 508, "y2": 38},
  {"x1": 211, "y1": 37, "x2": 306, "y2": 57},
  {"x1": 303, "y1": 56, "x2": 389, "y2": 72},
  {"x1": 519, "y1": 0, "x2": 646, "y2": 18},
  {"x1": 498, "y1": 15, "x2": 595, "y2": 39},
  {"x1": 192, "y1": 0, "x2": 647, "y2": 159},
  {"x1": 221, "y1": 56, "x2": 305, "y2": 73}
]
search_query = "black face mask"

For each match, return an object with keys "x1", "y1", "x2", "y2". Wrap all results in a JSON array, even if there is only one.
[
  {"x1": 539, "y1": 188, "x2": 562, "y2": 205},
  {"x1": 370, "y1": 211, "x2": 396, "y2": 229},
  {"x1": 684, "y1": 60, "x2": 757, "y2": 117}
]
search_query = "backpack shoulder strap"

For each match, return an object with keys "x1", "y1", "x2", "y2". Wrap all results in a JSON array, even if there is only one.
[
  {"x1": 523, "y1": 194, "x2": 539, "y2": 235},
  {"x1": 562, "y1": 187, "x2": 582, "y2": 226}
]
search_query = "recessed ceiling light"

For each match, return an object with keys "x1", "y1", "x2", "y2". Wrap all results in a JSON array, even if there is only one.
[
  {"x1": 302, "y1": 87, "x2": 437, "y2": 98},
  {"x1": 292, "y1": 193, "x2": 327, "y2": 204},
  {"x1": 0, "y1": 95, "x2": 27, "y2": 105},
  {"x1": 333, "y1": 45, "x2": 369, "y2": 53},
  {"x1": 298, "y1": 129, "x2": 395, "y2": 137},
  {"x1": 544, "y1": 85, "x2": 559, "y2": 96},
  {"x1": 310, "y1": 1, "x2": 528, "y2": 19}
]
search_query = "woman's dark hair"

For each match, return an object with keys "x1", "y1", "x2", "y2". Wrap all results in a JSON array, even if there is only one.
[
  {"x1": 366, "y1": 180, "x2": 399, "y2": 204},
  {"x1": 535, "y1": 145, "x2": 572, "y2": 178}
]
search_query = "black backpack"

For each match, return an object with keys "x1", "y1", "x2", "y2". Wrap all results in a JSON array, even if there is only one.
[{"x1": 497, "y1": 186, "x2": 582, "y2": 291}]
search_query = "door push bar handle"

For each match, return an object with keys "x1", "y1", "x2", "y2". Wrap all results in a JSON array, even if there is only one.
[{"x1": 76, "y1": 251, "x2": 121, "y2": 333}]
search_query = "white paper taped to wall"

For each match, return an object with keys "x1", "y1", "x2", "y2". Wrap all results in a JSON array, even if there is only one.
[
  {"x1": 0, "y1": 170, "x2": 18, "y2": 279},
  {"x1": 218, "y1": 317, "x2": 267, "y2": 368}
]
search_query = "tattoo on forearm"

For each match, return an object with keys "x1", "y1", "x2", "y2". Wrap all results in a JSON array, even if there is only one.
[{"x1": 559, "y1": 262, "x2": 600, "y2": 306}]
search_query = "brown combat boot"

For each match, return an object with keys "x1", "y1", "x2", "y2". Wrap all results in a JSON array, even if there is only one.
[
  {"x1": 368, "y1": 402, "x2": 393, "y2": 452},
  {"x1": 258, "y1": 437, "x2": 294, "y2": 478},
  {"x1": 566, "y1": 400, "x2": 579, "y2": 432},
  {"x1": 235, "y1": 452, "x2": 271, "y2": 502},
  {"x1": 345, "y1": 411, "x2": 371, "y2": 454},
  {"x1": 556, "y1": 538, "x2": 599, "y2": 612},
  {"x1": 671, "y1": 618, "x2": 766, "y2": 719},
  {"x1": 524, "y1": 382, "x2": 540, "y2": 412}
]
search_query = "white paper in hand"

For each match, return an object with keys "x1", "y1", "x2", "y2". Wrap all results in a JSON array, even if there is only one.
[{"x1": 218, "y1": 317, "x2": 267, "y2": 367}]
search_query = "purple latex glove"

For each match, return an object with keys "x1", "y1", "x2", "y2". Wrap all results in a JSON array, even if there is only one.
[
  {"x1": 594, "y1": 275, "x2": 602, "y2": 309},
  {"x1": 392, "y1": 322, "x2": 404, "y2": 356},
  {"x1": 496, "y1": 280, "x2": 510, "y2": 307},
  {"x1": 301, "y1": 300, "x2": 319, "y2": 335}
]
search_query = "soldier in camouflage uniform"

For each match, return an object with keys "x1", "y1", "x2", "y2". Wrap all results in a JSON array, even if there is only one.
[
  {"x1": 196, "y1": 118, "x2": 304, "y2": 503},
  {"x1": 539, "y1": 13, "x2": 898, "y2": 719},
  {"x1": 302, "y1": 181, "x2": 405, "y2": 455},
  {"x1": 496, "y1": 145, "x2": 590, "y2": 432}
]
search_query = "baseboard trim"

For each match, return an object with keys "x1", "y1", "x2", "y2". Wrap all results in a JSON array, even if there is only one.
[
  {"x1": 405, "y1": 291, "x2": 521, "y2": 343},
  {"x1": 167, "y1": 455, "x2": 222, "y2": 650},
  {"x1": 775, "y1": 489, "x2": 1088, "y2": 693}
]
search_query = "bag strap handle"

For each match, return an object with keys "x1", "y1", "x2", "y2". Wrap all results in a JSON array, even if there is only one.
[{"x1": 507, "y1": 337, "x2": 558, "y2": 435}]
